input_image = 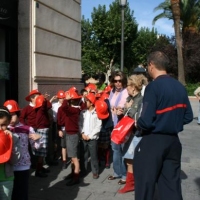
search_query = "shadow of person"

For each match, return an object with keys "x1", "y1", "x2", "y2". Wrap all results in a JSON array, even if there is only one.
[
  {"x1": 29, "y1": 162, "x2": 90, "y2": 200},
  {"x1": 194, "y1": 177, "x2": 200, "y2": 188},
  {"x1": 180, "y1": 170, "x2": 188, "y2": 180}
]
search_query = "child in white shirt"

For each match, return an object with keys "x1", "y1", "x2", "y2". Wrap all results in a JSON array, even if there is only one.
[{"x1": 79, "y1": 93, "x2": 102, "y2": 179}]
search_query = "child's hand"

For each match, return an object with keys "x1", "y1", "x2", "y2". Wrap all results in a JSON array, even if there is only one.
[
  {"x1": 58, "y1": 130, "x2": 64, "y2": 138},
  {"x1": 4, "y1": 130, "x2": 12, "y2": 137},
  {"x1": 82, "y1": 134, "x2": 90, "y2": 141},
  {"x1": 65, "y1": 93, "x2": 71, "y2": 100},
  {"x1": 50, "y1": 95, "x2": 57, "y2": 102},
  {"x1": 44, "y1": 92, "x2": 50, "y2": 99},
  {"x1": 29, "y1": 133, "x2": 41, "y2": 140}
]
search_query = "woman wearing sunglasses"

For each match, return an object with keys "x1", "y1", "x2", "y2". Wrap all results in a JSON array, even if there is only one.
[{"x1": 108, "y1": 71, "x2": 128, "y2": 185}]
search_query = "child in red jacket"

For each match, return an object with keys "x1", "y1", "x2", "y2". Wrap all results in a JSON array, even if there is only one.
[
  {"x1": 61, "y1": 90, "x2": 81, "y2": 186},
  {"x1": 34, "y1": 94, "x2": 52, "y2": 177}
]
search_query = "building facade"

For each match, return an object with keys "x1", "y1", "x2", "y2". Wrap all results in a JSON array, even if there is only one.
[{"x1": 0, "y1": 0, "x2": 82, "y2": 107}]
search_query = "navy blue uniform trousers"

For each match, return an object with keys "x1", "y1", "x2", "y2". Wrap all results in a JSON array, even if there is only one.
[{"x1": 133, "y1": 133, "x2": 183, "y2": 200}]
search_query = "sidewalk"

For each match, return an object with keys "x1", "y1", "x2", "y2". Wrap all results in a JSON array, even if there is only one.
[{"x1": 29, "y1": 99, "x2": 200, "y2": 200}]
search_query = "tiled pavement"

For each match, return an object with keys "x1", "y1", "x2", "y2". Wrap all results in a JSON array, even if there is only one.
[{"x1": 29, "y1": 98, "x2": 200, "y2": 200}]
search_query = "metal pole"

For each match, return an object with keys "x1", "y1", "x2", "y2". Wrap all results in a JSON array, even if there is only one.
[{"x1": 120, "y1": 7, "x2": 125, "y2": 72}]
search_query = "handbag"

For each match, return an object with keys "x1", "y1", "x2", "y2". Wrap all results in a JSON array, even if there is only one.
[{"x1": 111, "y1": 108, "x2": 135, "y2": 144}]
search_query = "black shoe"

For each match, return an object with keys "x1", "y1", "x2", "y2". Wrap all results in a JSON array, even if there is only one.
[
  {"x1": 35, "y1": 171, "x2": 48, "y2": 178},
  {"x1": 66, "y1": 179, "x2": 79, "y2": 186},
  {"x1": 62, "y1": 162, "x2": 67, "y2": 170},
  {"x1": 42, "y1": 167, "x2": 50, "y2": 173}
]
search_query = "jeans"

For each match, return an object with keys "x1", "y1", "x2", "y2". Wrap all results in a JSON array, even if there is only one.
[{"x1": 111, "y1": 141, "x2": 126, "y2": 180}]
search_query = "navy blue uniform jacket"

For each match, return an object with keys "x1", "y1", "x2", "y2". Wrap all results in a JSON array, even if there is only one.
[{"x1": 137, "y1": 75, "x2": 193, "y2": 134}]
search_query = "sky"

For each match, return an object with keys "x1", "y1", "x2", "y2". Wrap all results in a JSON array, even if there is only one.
[{"x1": 81, "y1": 0, "x2": 174, "y2": 36}]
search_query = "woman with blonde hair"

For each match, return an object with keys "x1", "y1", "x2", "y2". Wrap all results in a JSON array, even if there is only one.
[{"x1": 118, "y1": 74, "x2": 148, "y2": 193}]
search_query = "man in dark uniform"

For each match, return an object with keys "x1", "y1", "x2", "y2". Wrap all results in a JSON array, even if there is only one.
[{"x1": 134, "y1": 51, "x2": 193, "y2": 200}]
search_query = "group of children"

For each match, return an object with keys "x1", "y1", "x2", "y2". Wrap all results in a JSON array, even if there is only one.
[{"x1": 0, "y1": 82, "x2": 113, "y2": 199}]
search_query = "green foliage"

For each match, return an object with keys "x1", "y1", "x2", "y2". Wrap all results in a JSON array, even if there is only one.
[
  {"x1": 132, "y1": 27, "x2": 158, "y2": 67},
  {"x1": 185, "y1": 82, "x2": 200, "y2": 96},
  {"x1": 153, "y1": 0, "x2": 200, "y2": 33},
  {"x1": 81, "y1": 0, "x2": 138, "y2": 76}
]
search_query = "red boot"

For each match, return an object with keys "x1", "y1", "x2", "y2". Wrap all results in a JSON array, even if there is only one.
[{"x1": 118, "y1": 172, "x2": 135, "y2": 194}]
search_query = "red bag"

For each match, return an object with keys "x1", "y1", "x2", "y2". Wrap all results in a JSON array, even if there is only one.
[{"x1": 111, "y1": 116, "x2": 135, "y2": 144}]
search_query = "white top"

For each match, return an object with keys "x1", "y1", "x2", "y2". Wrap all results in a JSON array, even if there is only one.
[
  {"x1": 51, "y1": 102, "x2": 62, "y2": 122},
  {"x1": 79, "y1": 109, "x2": 102, "y2": 140}
]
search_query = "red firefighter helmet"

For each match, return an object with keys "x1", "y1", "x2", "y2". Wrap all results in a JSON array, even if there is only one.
[
  {"x1": 85, "y1": 93, "x2": 96, "y2": 105},
  {"x1": 68, "y1": 87, "x2": 78, "y2": 93},
  {"x1": 57, "y1": 90, "x2": 65, "y2": 99},
  {"x1": 104, "y1": 85, "x2": 112, "y2": 93},
  {"x1": 25, "y1": 89, "x2": 41, "y2": 101},
  {"x1": 68, "y1": 90, "x2": 82, "y2": 99},
  {"x1": 34, "y1": 95, "x2": 45, "y2": 109},
  {"x1": 95, "y1": 100, "x2": 109, "y2": 119},
  {"x1": 4, "y1": 100, "x2": 21, "y2": 113},
  {"x1": 0, "y1": 130, "x2": 13, "y2": 163},
  {"x1": 99, "y1": 93, "x2": 109, "y2": 101}
]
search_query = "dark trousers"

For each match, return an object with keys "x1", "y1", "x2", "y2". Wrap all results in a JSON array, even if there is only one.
[
  {"x1": 80, "y1": 139, "x2": 99, "y2": 174},
  {"x1": 12, "y1": 169, "x2": 30, "y2": 200},
  {"x1": 133, "y1": 134, "x2": 183, "y2": 200}
]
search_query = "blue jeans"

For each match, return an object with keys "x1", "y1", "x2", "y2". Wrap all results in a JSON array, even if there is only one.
[{"x1": 111, "y1": 141, "x2": 126, "y2": 180}]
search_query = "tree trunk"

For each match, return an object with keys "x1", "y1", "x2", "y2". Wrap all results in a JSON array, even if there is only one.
[{"x1": 171, "y1": 0, "x2": 186, "y2": 85}]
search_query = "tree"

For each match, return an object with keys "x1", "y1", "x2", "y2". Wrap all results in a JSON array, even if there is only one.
[
  {"x1": 153, "y1": 0, "x2": 187, "y2": 84},
  {"x1": 81, "y1": 0, "x2": 138, "y2": 76},
  {"x1": 153, "y1": 0, "x2": 200, "y2": 34},
  {"x1": 132, "y1": 27, "x2": 158, "y2": 67},
  {"x1": 171, "y1": 0, "x2": 185, "y2": 85}
]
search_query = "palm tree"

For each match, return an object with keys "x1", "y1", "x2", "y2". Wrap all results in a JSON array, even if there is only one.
[
  {"x1": 170, "y1": 0, "x2": 185, "y2": 85},
  {"x1": 153, "y1": 0, "x2": 200, "y2": 34}
]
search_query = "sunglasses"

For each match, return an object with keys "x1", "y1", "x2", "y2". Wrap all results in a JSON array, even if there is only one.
[{"x1": 114, "y1": 79, "x2": 122, "y2": 83}]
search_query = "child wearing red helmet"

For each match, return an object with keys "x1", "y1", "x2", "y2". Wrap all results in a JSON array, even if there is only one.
[
  {"x1": 4, "y1": 100, "x2": 45, "y2": 200},
  {"x1": 50, "y1": 90, "x2": 67, "y2": 169},
  {"x1": 19, "y1": 89, "x2": 41, "y2": 129},
  {"x1": 61, "y1": 90, "x2": 82, "y2": 186},
  {"x1": 95, "y1": 99, "x2": 113, "y2": 169},
  {"x1": 33, "y1": 94, "x2": 52, "y2": 177},
  {"x1": 0, "y1": 106, "x2": 21, "y2": 200},
  {"x1": 79, "y1": 93, "x2": 102, "y2": 179}
]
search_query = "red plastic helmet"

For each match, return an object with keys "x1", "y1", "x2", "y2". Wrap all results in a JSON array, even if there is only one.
[
  {"x1": 34, "y1": 95, "x2": 45, "y2": 109},
  {"x1": 57, "y1": 90, "x2": 65, "y2": 99},
  {"x1": 25, "y1": 89, "x2": 41, "y2": 101},
  {"x1": 87, "y1": 83, "x2": 97, "y2": 91},
  {"x1": 104, "y1": 85, "x2": 112, "y2": 93},
  {"x1": 68, "y1": 90, "x2": 82, "y2": 99},
  {"x1": 99, "y1": 93, "x2": 109, "y2": 101},
  {"x1": 86, "y1": 93, "x2": 96, "y2": 105},
  {"x1": 68, "y1": 87, "x2": 78, "y2": 93},
  {"x1": 95, "y1": 93, "x2": 102, "y2": 98},
  {"x1": 95, "y1": 100, "x2": 109, "y2": 119},
  {"x1": 4, "y1": 100, "x2": 20, "y2": 113},
  {"x1": 0, "y1": 130, "x2": 13, "y2": 164}
]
